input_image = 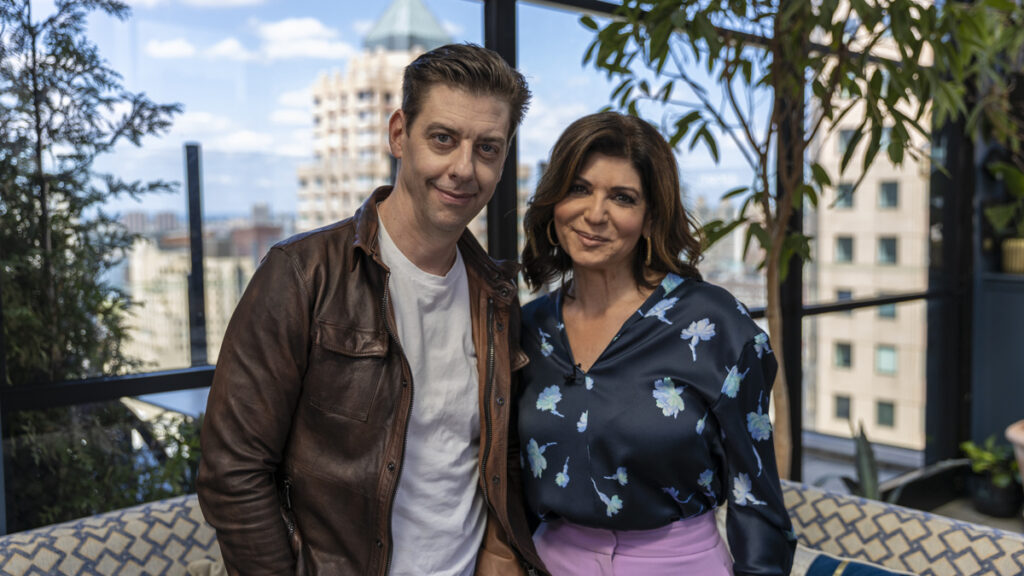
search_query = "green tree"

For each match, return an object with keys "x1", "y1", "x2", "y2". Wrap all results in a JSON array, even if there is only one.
[
  {"x1": 0, "y1": 0, "x2": 188, "y2": 530},
  {"x1": 582, "y1": 0, "x2": 1022, "y2": 476}
]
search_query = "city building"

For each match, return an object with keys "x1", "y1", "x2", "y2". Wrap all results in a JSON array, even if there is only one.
[
  {"x1": 121, "y1": 210, "x2": 284, "y2": 371},
  {"x1": 808, "y1": 22, "x2": 932, "y2": 450},
  {"x1": 295, "y1": 0, "x2": 451, "y2": 233}
]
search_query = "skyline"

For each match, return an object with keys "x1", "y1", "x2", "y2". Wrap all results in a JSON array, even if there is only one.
[{"x1": 63, "y1": 0, "x2": 754, "y2": 217}]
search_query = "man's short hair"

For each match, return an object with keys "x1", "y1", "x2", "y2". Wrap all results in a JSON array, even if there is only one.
[{"x1": 401, "y1": 43, "x2": 531, "y2": 140}]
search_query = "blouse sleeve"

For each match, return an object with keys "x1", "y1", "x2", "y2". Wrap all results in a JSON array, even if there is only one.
[{"x1": 711, "y1": 336, "x2": 796, "y2": 576}]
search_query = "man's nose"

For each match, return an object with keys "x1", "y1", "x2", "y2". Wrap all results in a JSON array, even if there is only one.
[{"x1": 449, "y1": 142, "x2": 474, "y2": 181}]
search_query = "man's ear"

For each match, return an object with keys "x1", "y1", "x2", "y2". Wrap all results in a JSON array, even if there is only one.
[{"x1": 388, "y1": 109, "x2": 406, "y2": 159}]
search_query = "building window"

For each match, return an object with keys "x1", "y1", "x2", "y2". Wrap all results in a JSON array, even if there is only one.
[
  {"x1": 836, "y1": 183, "x2": 854, "y2": 208},
  {"x1": 839, "y1": 129, "x2": 856, "y2": 156},
  {"x1": 835, "y1": 236, "x2": 854, "y2": 263},
  {"x1": 878, "y1": 236, "x2": 898, "y2": 265},
  {"x1": 878, "y1": 303, "x2": 897, "y2": 319},
  {"x1": 879, "y1": 181, "x2": 899, "y2": 208},
  {"x1": 877, "y1": 401, "x2": 895, "y2": 427},
  {"x1": 835, "y1": 395, "x2": 851, "y2": 420},
  {"x1": 358, "y1": 90, "x2": 373, "y2": 101},
  {"x1": 836, "y1": 289, "x2": 853, "y2": 315},
  {"x1": 835, "y1": 342, "x2": 852, "y2": 368},
  {"x1": 876, "y1": 344, "x2": 897, "y2": 375}
]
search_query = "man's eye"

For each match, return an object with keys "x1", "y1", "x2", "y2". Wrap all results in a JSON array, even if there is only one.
[
  {"x1": 480, "y1": 143, "x2": 498, "y2": 154},
  {"x1": 434, "y1": 134, "x2": 452, "y2": 144}
]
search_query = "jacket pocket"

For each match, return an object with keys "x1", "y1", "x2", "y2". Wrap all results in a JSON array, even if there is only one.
[{"x1": 305, "y1": 320, "x2": 388, "y2": 422}]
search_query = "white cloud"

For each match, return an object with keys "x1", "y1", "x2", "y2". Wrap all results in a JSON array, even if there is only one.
[
  {"x1": 209, "y1": 129, "x2": 275, "y2": 153},
  {"x1": 145, "y1": 38, "x2": 197, "y2": 59},
  {"x1": 206, "y1": 37, "x2": 255, "y2": 60},
  {"x1": 351, "y1": 19, "x2": 374, "y2": 37},
  {"x1": 442, "y1": 20, "x2": 463, "y2": 37},
  {"x1": 270, "y1": 109, "x2": 310, "y2": 126},
  {"x1": 518, "y1": 98, "x2": 590, "y2": 165},
  {"x1": 277, "y1": 88, "x2": 312, "y2": 108},
  {"x1": 256, "y1": 18, "x2": 356, "y2": 61},
  {"x1": 172, "y1": 111, "x2": 234, "y2": 135}
]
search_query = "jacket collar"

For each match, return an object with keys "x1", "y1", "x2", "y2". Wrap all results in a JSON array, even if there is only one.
[{"x1": 351, "y1": 185, "x2": 519, "y2": 306}]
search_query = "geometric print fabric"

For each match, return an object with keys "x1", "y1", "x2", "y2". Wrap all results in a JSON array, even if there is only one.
[
  {"x1": 0, "y1": 481, "x2": 1019, "y2": 575},
  {"x1": 783, "y1": 480, "x2": 1024, "y2": 576},
  {"x1": 0, "y1": 495, "x2": 220, "y2": 575}
]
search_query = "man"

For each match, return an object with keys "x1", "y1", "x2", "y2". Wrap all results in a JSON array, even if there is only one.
[{"x1": 197, "y1": 43, "x2": 546, "y2": 576}]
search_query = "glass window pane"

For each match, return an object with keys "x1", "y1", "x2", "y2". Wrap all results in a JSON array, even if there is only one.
[
  {"x1": 835, "y1": 395, "x2": 851, "y2": 420},
  {"x1": 876, "y1": 344, "x2": 898, "y2": 375},
  {"x1": 517, "y1": 1, "x2": 766, "y2": 307},
  {"x1": 878, "y1": 302, "x2": 897, "y2": 318},
  {"x1": 3, "y1": 397, "x2": 202, "y2": 531},
  {"x1": 880, "y1": 181, "x2": 899, "y2": 208},
  {"x1": 835, "y1": 236, "x2": 854, "y2": 263},
  {"x1": 878, "y1": 236, "x2": 898, "y2": 265},
  {"x1": 877, "y1": 401, "x2": 896, "y2": 427},
  {"x1": 836, "y1": 183, "x2": 854, "y2": 208},
  {"x1": 834, "y1": 341, "x2": 852, "y2": 367},
  {"x1": 839, "y1": 129, "x2": 856, "y2": 156},
  {"x1": 97, "y1": 0, "x2": 484, "y2": 371}
]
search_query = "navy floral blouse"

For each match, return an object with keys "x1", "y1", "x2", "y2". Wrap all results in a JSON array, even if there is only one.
[{"x1": 518, "y1": 273, "x2": 796, "y2": 575}]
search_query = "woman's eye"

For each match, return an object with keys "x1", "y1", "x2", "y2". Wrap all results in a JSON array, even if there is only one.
[
  {"x1": 615, "y1": 193, "x2": 638, "y2": 204},
  {"x1": 568, "y1": 184, "x2": 588, "y2": 195}
]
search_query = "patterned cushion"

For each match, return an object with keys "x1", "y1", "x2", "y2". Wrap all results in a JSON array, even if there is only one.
[
  {"x1": 0, "y1": 495, "x2": 220, "y2": 576},
  {"x1": 783, "y1": 480, "x2": 1024, "y2": 576}
]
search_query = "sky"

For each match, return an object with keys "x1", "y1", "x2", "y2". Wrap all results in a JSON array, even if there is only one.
[{"x1": 52, "y1": 0, "x2": 756, "y2": 218}]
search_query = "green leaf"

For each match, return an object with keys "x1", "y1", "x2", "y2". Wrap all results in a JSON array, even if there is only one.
[
  {"x1": 580, "y1": 14, "x2": 598, "y2": 30},
  {"x1": 810, "y1": 162, "x2": 833, "y2": 188},
  {"x1": 722, "y1": 186, "x2": 749, "y2": 200}
]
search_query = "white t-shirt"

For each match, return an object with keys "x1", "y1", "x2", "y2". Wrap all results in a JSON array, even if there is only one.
[{"x1": 378, "y1": 219, "x2": 485, "y2": 576}]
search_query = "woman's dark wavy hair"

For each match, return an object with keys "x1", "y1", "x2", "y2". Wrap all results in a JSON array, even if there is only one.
[{"x1": 522, "y1": 111, "x2": 703, "y2": 292}]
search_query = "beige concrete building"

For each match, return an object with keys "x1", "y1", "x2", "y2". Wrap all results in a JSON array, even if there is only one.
[
  {"x1": 809, "y1": 16, "x2": 932, "y2": 449},
  {"x1": 296, "y1": 0, "x2": 451, "y2": 233},
  {"x1": 123, "y1": 237, "x2": 257, "y2": 371}
]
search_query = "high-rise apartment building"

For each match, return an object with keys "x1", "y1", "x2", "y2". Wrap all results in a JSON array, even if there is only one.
[
  {"x1": 809, "y1": 13, "x2": 932, "y2": 449},
  {"x1": 295, "y1": 0, "x2": 451, "y2": 232}
]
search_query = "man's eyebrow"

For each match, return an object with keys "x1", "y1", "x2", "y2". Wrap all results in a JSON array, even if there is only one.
[{"x1": 421, "y1": 122, "x2": 506, "y2": 145}]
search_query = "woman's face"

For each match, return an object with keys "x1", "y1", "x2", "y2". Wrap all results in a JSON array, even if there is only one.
[{"x1": 552, "y1": 152, "x2": 649, "y2": 276}]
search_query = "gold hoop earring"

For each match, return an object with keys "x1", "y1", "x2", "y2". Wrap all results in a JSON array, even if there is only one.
[
  {"x1": 547, "y1": 221, "x2": 559, "y2": 247},
  {"x1": 644, "y1": 236, "x2": 652, "y2": 267}
]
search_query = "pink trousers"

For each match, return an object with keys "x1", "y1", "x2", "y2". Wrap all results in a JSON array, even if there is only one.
[{"x1": 533, "y1": 513, "x2": 734, "y2": 576}]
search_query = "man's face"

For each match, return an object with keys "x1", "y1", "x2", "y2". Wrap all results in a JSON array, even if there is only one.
[{"x1": 388, "y1": 85, "x2": 511, "y2": 238}]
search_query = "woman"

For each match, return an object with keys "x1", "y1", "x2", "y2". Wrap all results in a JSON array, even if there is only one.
[{"x1": 518, "y1": 111, "x2": 795, "y2": 576}]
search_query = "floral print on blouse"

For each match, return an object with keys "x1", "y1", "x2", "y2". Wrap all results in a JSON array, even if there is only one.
[{"x1": 518, "y1": 274, "x2": 796, "y2": 575}]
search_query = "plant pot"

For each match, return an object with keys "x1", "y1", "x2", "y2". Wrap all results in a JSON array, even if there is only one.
[
  {"x1": 967, "y1": 473, "x2": 1023, "y2": 518},
  {"x1": 1002, "y1": 238, "x2": 1024, "y2": 274}
]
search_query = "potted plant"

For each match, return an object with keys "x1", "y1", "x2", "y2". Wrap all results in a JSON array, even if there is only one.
[
  {"x1": 982, "y1": 161, "x2": 1024, "y2": 274},
  {"x1": 960, "y1": 436, "x2": 1023, "y2": 518}
]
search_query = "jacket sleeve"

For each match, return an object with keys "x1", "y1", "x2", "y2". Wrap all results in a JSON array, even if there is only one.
[
  {"x1": 713, "y1": 338, "x2": 796, "y2": 576},
  {"x1": 197, "y1": 247, "x2": 312, "y2": 575}
]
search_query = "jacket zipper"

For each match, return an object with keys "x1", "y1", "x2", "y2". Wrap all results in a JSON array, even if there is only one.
[
  {"x1": 381, "y1": 271, "x2": 413, "y2": 576},
  {"x1": 480, "y1": 297, "x2": 496, "y2": 502}
]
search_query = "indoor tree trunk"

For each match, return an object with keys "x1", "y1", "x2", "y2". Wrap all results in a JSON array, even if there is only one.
[{"x1": 766, "y1": 245, "x2": 792, "y2": 479}]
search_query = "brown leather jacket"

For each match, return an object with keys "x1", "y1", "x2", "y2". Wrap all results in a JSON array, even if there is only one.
[{"x1": 198, "y1": 187, "x2": 546, "y2": 575}]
